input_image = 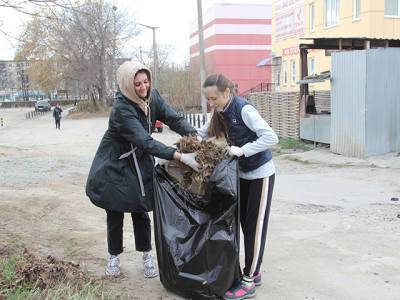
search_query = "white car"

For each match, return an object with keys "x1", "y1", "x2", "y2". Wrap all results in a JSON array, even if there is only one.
[{"x1": 35, "y1": 100, "x2": 52, "y2": 112}]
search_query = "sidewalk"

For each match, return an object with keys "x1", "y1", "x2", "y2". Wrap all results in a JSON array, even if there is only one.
[{"x1": 282, "y1": 148, "x2": 400, "y2": 169}]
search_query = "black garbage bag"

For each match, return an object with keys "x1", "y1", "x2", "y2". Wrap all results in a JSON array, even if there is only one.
[{"x1": 153, "y1": 159, "x2": 241, "y2": 300}]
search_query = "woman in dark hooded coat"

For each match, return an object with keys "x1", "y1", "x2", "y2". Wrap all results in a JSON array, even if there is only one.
[{"x1": 86, "y1": 61, "x2": 199, "y2": 278}]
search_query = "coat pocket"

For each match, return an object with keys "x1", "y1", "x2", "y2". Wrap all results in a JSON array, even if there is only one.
[{"x1": 103, "y1": 159, "x2": 127, "y2": 185}]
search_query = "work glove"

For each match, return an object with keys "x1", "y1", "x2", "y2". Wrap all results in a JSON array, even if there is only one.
[
  {"x1": 228, "y1": 146, "x2": 244, "y2": 157},
  {"x1": 154, "y1": 157, "x2": 168, "y2": 166},
  {"x1": 180, "y1": 152, "x2": 200, "y2": 172}
]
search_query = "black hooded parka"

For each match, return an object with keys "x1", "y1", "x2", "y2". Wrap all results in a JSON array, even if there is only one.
[{"x1": 86, "y1": 89, "x2": 196, "y2": 212}]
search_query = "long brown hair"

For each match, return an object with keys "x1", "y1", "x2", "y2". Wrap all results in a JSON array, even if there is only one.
[{"x1": 202, "y1": 74, "x2": 236, "y2": 139}]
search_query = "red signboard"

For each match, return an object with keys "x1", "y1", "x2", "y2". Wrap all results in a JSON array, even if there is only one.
[{"x1": 283, "y1": 46, "x2": 300, "y2": 56}]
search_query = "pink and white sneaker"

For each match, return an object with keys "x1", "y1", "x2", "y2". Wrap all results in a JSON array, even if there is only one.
[{"x1": 224, "y1": 278, "x2": 256, "y2": 300}]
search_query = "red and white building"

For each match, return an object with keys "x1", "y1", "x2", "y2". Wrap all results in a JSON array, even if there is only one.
[{"x1": 190, "y1": 2, "x2": 272, "y2": 94}]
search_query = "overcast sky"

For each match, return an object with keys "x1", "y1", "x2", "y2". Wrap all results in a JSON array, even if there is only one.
[{"x1": 0, "y1": 0, "x2": 271, "y2": 64}]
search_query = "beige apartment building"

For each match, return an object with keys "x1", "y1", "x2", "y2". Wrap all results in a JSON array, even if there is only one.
[{"x1": 272, "y1": 0, "x2": 400, "y2": 92}]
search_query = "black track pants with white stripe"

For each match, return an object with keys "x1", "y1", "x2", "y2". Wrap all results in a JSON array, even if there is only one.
[{"x1": 240, "y1": 174, "x2": 275, "y2": 277}]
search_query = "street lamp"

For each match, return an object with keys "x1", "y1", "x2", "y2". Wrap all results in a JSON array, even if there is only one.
[{"x1": 137, "y1": 23, "x2": 159, "y2": 89}]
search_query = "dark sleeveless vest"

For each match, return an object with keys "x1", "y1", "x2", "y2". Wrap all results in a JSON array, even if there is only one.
[{"x1": 220, "y1": 96, "x2": 272, "y2": 172}]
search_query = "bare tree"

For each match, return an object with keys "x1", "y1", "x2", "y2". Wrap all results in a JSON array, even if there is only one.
[
  {"x1": 157, "y1": 64, "x2": 201, "y2": 110},
  {"x1": 131, "y1": 43, "x2": 173, "y2": 73},
  {"x1": 131, "y1": 43, "x2": 201, "y2": 109},
  {"x1": 16, "y1": 0, "x2": 138, "y2": 103},
  {"x1": 0, "y1": 62, "x2": 11, "y2": 90},
  {"x1": 0, "y1": 0, "x2": 76, "y2": 16}
]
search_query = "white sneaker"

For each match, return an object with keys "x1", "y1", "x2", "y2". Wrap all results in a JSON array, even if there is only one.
[
  {"x1": 143, "y1": 253, "x2": 158, "y2": 278},
  {"x1": 105, "y1": 254, "x2": 121, "y2": 276}
]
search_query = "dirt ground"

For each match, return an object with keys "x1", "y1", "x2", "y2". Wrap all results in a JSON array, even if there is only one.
[{"x1": 0, "y1": 107, "x2": 399, "y2": 300}]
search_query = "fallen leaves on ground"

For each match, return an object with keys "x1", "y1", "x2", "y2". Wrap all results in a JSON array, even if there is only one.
[{"x1": 0, "y1": 246, "x2": 93, "y2": 295}]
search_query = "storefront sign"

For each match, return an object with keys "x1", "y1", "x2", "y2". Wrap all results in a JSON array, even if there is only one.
[
  {"x1": 275, "y1": 0, "x2": 305, "y2": 40},
  {"x1": 283, "y1": 46, "x2": 300, "y2": 56}
]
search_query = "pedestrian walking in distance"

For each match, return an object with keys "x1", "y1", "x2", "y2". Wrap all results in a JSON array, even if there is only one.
[{"x1": 53, "y1": 102, "x2": 62, "y2": 129}]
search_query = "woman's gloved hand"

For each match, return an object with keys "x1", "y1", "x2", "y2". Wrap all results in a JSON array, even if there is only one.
[
  {"x1": 180, "y1": 152, "x2": 200, "y2": 172},
  {"x1": 228, "y1": 146, "x2": 244, "y2": 157},
  {"x1": 154, "y1": 157, "x2": 168, "y2": 166}
]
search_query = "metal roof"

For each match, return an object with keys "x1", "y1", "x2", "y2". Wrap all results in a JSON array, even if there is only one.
[
  {"x1": 299, "y1": 37, "x2": 400, "y2": 50},
  {"x1": 256, "y1": 57, "x2": 273, "y2": 67},
  {"x1": 297, "y1": 71, "x2": 331, "y2": 84},
  {"x1": 300, "y1": 37, "x2": 400, "y2": 41}
]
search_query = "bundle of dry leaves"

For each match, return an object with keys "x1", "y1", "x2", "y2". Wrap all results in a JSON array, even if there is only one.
[{"x1": 172, "y1": 135, "x2": 230, "y2": 194}]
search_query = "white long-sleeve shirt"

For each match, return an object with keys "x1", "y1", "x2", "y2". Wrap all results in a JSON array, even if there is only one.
[{"x1": 197, "y1": 105, "x2": 278, "y2": 179}]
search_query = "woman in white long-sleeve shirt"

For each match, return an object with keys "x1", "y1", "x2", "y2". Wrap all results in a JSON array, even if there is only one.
[{"x1": 199, "y1": 74, "x2": 278, "y2": 300}]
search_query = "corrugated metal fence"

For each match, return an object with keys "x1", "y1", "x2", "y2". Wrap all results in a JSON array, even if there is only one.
[
  {"x1": 331, "y1": 48, "x2": 400, "y2": 157},
  {"x1": 330, "y1": 50, "x2": 366, "y2": 157}
]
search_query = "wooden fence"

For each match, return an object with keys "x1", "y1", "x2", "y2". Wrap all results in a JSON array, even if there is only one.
[
  {"x1": 247, "y1": 91, "x2": 300, "y2": 139},
  {"x1": 313, "y1": 90, "x2": 331, "y2": 113},
  {"x1": 178, "y1": 91, "x2": 303, "y2": 139}
]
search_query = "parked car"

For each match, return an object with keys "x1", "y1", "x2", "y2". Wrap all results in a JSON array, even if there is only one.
[
  {"x1": 35, "y1": 100, "x2": 51, "y2": 112},
  {"x1": 152, "y1": 120, "x2": 163, "y2": 133}
]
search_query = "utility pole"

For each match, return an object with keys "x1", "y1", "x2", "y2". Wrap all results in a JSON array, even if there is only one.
[
  {"x1": 197, "y1": 0, "x2": 207, "y2": 118},
  {"x1": 139, "y1": 46, "x2": 143, "y2": 62},
  {"x1": 152, "y1": 28, "x2": 158, "y2": 90},
  {"x1": 137, "y1": 23, "x2": 159, "y2": 89},
  {"x1": 112, "y1": 4, "x2": 117, "y2": 93}
]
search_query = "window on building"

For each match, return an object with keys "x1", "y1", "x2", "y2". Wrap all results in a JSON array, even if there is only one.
[
  {"x1": 308, "y1": 58, "x2": 315, "y2": 75},
  {"x1": 385, "y1": 0, "x2": 400, "y2": 16},
  {"x1": 325, "y1": 0, "x2": 340, "y2": 27},
  {"x1": 283, "y1": 61, "x2": 288, "y2": 85},
  {"x1": 353, "y1": 0, "x2": 361, "y2": 19},
  {"x1": 291, "y1": 60, "x2": 296, "y2": 83},
  {"x1": 275, "y1": 70, "x2": 281, "y2": 86},
  {"x1": 309, "y1": 3, "x2": 315, "y2": 32}
]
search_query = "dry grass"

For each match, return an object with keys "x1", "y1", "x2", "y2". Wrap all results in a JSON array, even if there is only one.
[
  {"x1": 68, "y1": 100, "x2": 111, "y2": 119},
  {"x1": 0, "y1": 243, "x2": 111, "y2": 299}
]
